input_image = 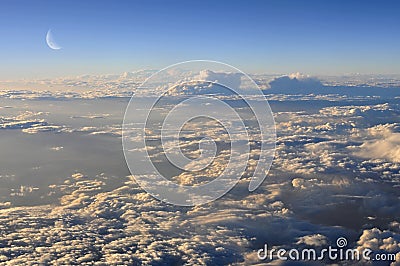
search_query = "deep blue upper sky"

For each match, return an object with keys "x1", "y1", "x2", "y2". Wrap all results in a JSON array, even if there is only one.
[{"x1": 1, "y1": 0, "x2": 400, "y2": 78}]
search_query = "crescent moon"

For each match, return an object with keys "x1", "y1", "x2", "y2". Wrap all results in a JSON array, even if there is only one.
[{"x1": 46, "y1": 29, "x2": 62, "y2": 50}]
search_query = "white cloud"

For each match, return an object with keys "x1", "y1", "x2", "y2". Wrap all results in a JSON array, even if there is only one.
[
  {"x1": 196, "y1": 70, "x2": 243, "y2": 90},
  {"x1": 356, "y1": 228, "x2": 400, "y2": 265},
  {"x1": 296, "y1": 234, "x2": 328, "y2": 247},
  {"x1": 0, "y1": 73, "x2": 399, "y2": 264},
  {"x1": 354, "y1": 133, "x2": 400, "y2": 163}
]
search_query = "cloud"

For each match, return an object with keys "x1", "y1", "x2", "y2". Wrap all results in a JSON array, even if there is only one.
[
  {"x1": 266, "y1": 72, "x2": 400, "y2": 97},
  {"x1": 22, "y1": 125, "x2": 65, "y2": 134},
  {"x1": 1, "y1": 71, "x2": 400, "y2": 99},
  {"x1": 0, "y1": 111, "x2": 68, "y2": 134},
  {"x1": 0, "y1": 73, "x2": 400, "y2": 264},
  {"x1": 268, "y1": 73, "x2": 324, "y2": 94},
  {"x1": 164, "y1": 70, "x2": 244, "y2": 96},
  {"x1": 356, "y1": 227, "x2": 400, "y2": 265},
  {"x1": 353, "y1": 133, "x2": 400, "y2": 163},
  {"x1": 296, "y1": 234, "x2": 328, "y2": 247},
  {"x1": 196, "y1": 70, "x2": 243, "y2": 90},
  {"x1": 0, "y1": 171, "x2": 354, "y2": 265}
]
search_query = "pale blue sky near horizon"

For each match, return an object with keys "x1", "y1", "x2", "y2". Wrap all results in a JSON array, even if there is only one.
[{"x1": 1, "y1": 0, "x2": 400, "y2": 79}]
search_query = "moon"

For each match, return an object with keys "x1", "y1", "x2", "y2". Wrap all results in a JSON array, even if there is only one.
[{"x1": 46, "y1": 29, "x2": 62, "y2": 50}]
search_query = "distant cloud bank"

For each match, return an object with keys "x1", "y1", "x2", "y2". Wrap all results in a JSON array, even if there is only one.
[
  {"x1": 268, "y1": 72, "x2": 324, "y2": 93},
  {"x1": 266, "y1": 72, "x2": 400, "y2": 97}
]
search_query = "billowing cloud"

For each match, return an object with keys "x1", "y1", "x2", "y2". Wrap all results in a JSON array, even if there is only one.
[
  {"x1": 164, "y1": 70, "x2": 244, "y2": 96},
  {"x1": 266, "y1": 72, "x2": 400, "y2": 97},
  {"x1": 268, "y1": 73, "x2": 324, "y2": 94},
  {"x1": 356, "y1": 227, "x2": 400, "y2": 265},
  {"x1": 296, "y1": 234, "x2": 328, "y2": 247},
  {"x1": 353, "y1": 133, "x2": 400, "y2": 163},
  {"x1": 0, "y1": 71, "x2": 399, "y2": 265},
  {"x1": 196, "y1": 70, "x2": 243, "y2": 90}
]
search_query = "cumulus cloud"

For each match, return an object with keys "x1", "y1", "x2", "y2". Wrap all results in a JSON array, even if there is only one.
[
  {"x1": 163, "y1": 70, "x2": 244, "y2": 96},
  {"x1": 296, "y1": 234, "x2": 328, "y2": 247},
  {"x1": 196, "y1": 70, "x2": 243, "y2": 90},
  {"x1": 267, "y1": 72, "x2": 324, "y2": 94},
  {"x1": 0, "y1": 170, "x2": 355, "y2": 265},
  {"x1": 1, "y1": 71, "x2": 400, "y2": 99},
  {"x1": 356, "y1": 228, "x2": 400, "y2": 265},
  {"x1": 0, "y1": 111, "x2": 68, "y2": 134},
  {"x1": 354, "y1": 133, "x2": 400, "y2": 163},
  {"x1": 0, "y1": 72, "x2": 400, "y2": 264},
  {"x1": 266, "y1": 72, "x2": 400, "y2": 97}
]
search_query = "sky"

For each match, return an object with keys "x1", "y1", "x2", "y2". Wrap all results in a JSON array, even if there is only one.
[{"x1": 1, "y1": 0, "x2": 400, "y2": 79}]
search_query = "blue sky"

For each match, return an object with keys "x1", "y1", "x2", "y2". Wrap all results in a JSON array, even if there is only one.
[{"x1": 1, "y1": 0, "x2": 400, "y2": 79}]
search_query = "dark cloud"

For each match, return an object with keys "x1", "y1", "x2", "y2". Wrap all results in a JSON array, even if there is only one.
[{"x1": 268, "y1": 73, "x2": 324, "y2": 94}]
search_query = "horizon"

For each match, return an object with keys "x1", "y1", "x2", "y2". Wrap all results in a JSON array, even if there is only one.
[{"x1": 3, "y1": 68, "x2": 400, "y2": 82}]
